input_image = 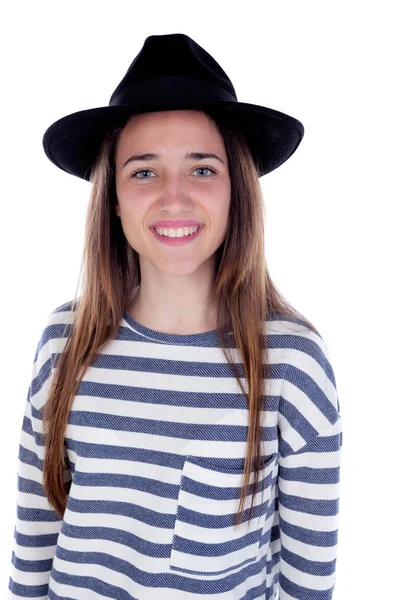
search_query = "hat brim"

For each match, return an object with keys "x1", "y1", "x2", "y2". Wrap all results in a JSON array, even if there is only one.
[{"x1": 42, "y1": 100, "x2": 304, "y2": 181}]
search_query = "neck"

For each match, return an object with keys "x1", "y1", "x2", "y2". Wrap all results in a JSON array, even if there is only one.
[{"x1": 127, "y1": 282, "x2": 219, "y2": 335}]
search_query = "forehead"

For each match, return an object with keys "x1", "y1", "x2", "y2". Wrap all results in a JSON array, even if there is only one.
[{"x1": 115, "y1": 110, "x2": 223, "y2": 155}]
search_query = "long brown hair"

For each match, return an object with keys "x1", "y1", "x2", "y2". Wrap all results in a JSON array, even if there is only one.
[{"x1": 42, "y1": 109, "x2": 319, "y2": 528}]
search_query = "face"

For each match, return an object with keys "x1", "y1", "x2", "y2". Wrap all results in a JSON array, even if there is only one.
[{"x1": 114, "y1": 110, "x2": 231, "y2": 280}]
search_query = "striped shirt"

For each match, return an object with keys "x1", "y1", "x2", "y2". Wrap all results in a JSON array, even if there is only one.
[{"x1": 7, "y1": 300, "x2": 342, "y2": 599}]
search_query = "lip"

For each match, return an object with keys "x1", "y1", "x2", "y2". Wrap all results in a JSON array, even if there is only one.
[
  {"x1": 150, "y1": 220, "x2": 203, "y2": 228},
  {"x1": 151, "y1": 224, "x2": 204, "y2": 246}
]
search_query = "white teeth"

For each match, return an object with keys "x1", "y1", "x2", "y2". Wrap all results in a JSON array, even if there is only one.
[{"x1": 154, "y1": 226, "x2": 201, "y2": 238}]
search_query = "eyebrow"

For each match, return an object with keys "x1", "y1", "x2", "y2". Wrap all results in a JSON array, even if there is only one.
[{"x1": 121, "y1": 152, "x2": 225, "y2": 170}]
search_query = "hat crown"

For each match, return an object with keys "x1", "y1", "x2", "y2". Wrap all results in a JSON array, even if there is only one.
[{"x1": 109, "y1": 33, "x2": 238, "y2": 107}]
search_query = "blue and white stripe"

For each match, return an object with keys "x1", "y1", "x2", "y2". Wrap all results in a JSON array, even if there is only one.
[{"x1": 7, "y1": 301, "x2": 342, "y2": 599}]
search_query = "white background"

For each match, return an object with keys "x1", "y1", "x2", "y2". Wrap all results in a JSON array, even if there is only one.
[{"x1": 1, "y1": 1, "x2": 398, "y2": 598}]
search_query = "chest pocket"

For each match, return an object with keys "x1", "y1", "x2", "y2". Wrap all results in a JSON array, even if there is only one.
[{"x1": 169, "y1": 452, "x2": 276, "y2": 578}]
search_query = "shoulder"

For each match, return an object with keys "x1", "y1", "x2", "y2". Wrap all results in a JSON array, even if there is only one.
[
  {"x1": 267, "y1": 313, "x2": 341, "y2": 455},
  {"x1": 265, "y1": 311, "x2": 333, "y2": 376},
  {"x1": 33, "y1": 299, "x2": 76, "y2": 365},
  {"x1": 27, "y1": 300, "x2": 77, "y2": 413}
]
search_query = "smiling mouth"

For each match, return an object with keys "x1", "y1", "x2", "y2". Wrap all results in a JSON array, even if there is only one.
[
  {"x1": 150, "y1": 225, "x2": 203, "y2": 238},
  {"x1": 150, "y1": 224, "x2": 204, "y2": 244}
]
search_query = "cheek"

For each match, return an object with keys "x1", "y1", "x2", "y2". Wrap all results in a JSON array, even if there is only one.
[
  {"x1": 116, "y1": 187, "x2": 143, "y2": 215},
  {"x1": 204, "y1": 179, "x2": 230, "y2": 205},
  {"x1": 209, "y1": 185, "x2": 231, "y2": 219},
  {"x1": 117, "y1": 182, "x2": 155, "y2": 206}
]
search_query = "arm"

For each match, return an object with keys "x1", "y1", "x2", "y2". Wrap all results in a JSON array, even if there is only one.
[
  {"x1": 7, "y1": 318, "x2": 72, "y2": 599},
  {"x1": 277, "y1": 328, "x2": 343, "y2": 599}
]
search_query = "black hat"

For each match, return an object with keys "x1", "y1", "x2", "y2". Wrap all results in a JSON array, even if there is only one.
[{"x1": 42, "y1": 33, "x2": 304, "y2": 181}]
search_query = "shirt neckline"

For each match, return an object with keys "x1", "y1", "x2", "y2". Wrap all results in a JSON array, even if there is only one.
[{"x1": 122, "y1": 311, "x2": 232, "y2": 345}]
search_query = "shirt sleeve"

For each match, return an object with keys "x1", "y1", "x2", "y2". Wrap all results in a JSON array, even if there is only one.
[
  {"x1": 277, "y1": 327, "x2": 343, "y2": 599},
  {"x1": 7, "y1": 317, "x2": 72, "y2": 599}
]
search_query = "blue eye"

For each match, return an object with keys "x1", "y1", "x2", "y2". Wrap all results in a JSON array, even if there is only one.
[
  {"x1": 130, "y1": 169, "x2": 155, "y2": 179},
  {"x1": 193, "y1": 167, "x2": 216, "y2": 177},
  {"x1": 130, "y1": 166, "x2": 217, "y2": 179}
]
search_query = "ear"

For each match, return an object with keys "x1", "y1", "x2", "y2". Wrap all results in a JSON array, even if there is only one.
[{"x1": 115, "y1": 203, "x2": 120, "y2": 217}]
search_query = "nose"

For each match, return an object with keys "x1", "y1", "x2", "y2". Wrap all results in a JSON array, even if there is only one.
[{"x1": 158, "y1": 174, "x2": 193, "y2": 213}]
